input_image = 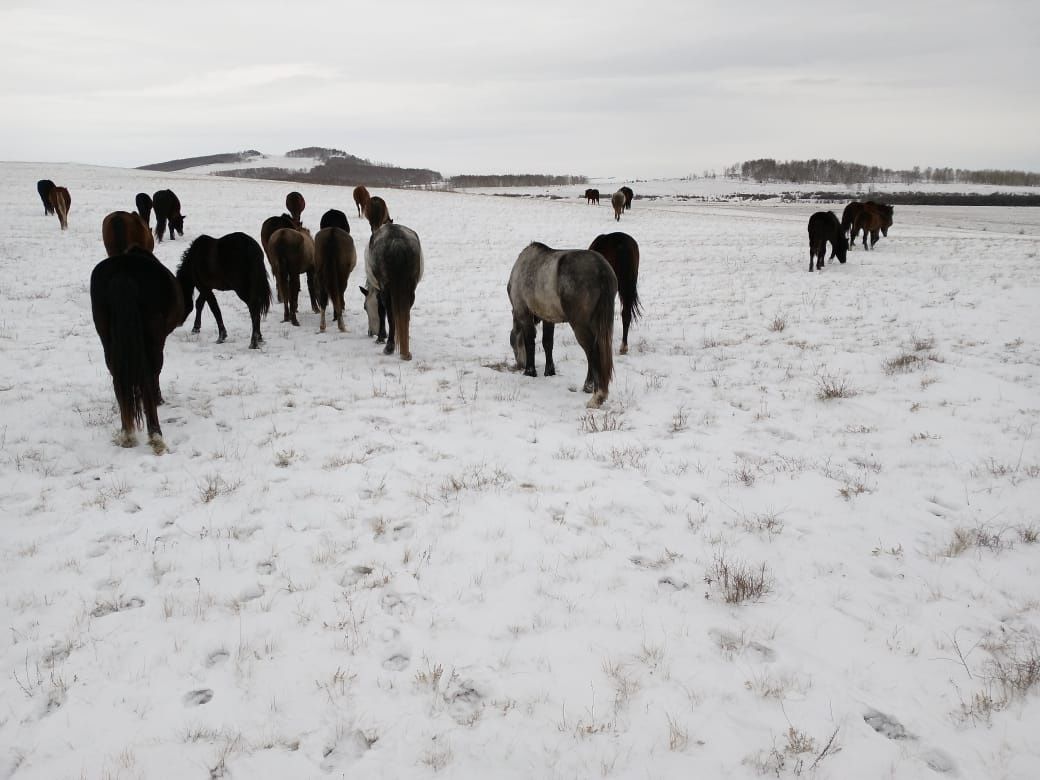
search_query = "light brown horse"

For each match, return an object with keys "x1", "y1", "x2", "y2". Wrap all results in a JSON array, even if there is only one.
[
  {"x1": 366, "y1": 196, "x2": 391, "y2": 231},
  {"x1": 353, "y1": 185, "x2": 371, "y2": 217},
  {"x1": 285, "y1": 191, "x2": 306, "y2": 224},
  {"x1": 314, "y1": 227, "x2": 357, "y2": 332},
  {"x1": 49, "y1": 186, "x2": 71, "y2": 230},
  {"x1": 267, "y1": 227, "x2": 317, "y2": 326},
  {"x1": 611, "y1": 190, "x2": 625, "y2": 222},
  {"x1": 103, "y1": 211, "x2": 155, "y2": 257}
]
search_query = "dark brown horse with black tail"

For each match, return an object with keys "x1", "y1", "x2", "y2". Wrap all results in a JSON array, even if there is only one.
[
  {"x1": 620, "y1": 186, "x2": 634, "y2": 210},
  {"x1": 103, "y1": 211, "x2": 155, "y2": 256},
  {"x1": 365, "y1": 223, "x2": 422, "y2": 359},
  {"x1": 177, "y1": 233, "x2": 271, "y2": 349},
  {"x1": 49, "y1": 186, "x2": 71, "y2": 230},
  {"x1": 807, "y1": 211, "x2": 847, "y2": 271},
  {"x1": 353, "y1": 185, "x2": 371, "y2": 217},
  {"x1": 314, "y1": 227, "x2": 357, "y2": 332},
  {"x1": 584, "y1": 188, "x2": 600, "y2": 205},
  {"x1": 136, "y1": 193, "x2": 153, "y2": 227},
  {"x1": 589, "y1": 232, "x2": 641, "y2": 354},
  {"x1": 320, "y1": 209, "x2": 350, "y2": 232},
  {"x1": 508, "y1": 242, "x2": 616, "y2": 408},
  {"x1": 267, "y1": 227, "x2": 317, "y2": 326},
  {"x1": 260, "y1": 214, "x2": 301, "y2": 302},
  {"x1": 153, "y1": 189, "x2": 184, "y2": 242},
  {"x1": 853, "y1": 201, "x2": 894, "y2": 250},
  {"x1": 286, "y1": 191, "x2": 306, "y2": 224},
  {"x1": 90, "y1": 249, "x2": 190, "y2": 453},
  {"x1": 37, "y1": 180, "x2": 55, "y2": 215}
]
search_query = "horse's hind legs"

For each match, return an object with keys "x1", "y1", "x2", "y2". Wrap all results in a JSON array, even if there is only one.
[
  {"x1": 542, "y1": 323, "x2": 556, "y2": 376},
  {"x1": 307, "y1": 271, "x2": 320, "y2": 314},
  {"x1": 382, "y1": 291, "x2": 395, "y2": 355}
]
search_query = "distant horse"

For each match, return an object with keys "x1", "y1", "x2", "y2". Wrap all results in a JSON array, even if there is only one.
[
  {"x1": 37, "y1": 180, "x2": 55, "y2": 215},
  {"x1": 320, "y1": 208, "x2": 350, "y2": 232},
  {"x1": 585, "y1": 188, "x2": 600, "y2": 205},
  {"x1": 90, "y1": 249, "x2": 189, "y2": 453},
  {"x1": 353, "y1": 185, "x2": 371, "y2": 217},
  {"x1": 589, "y1": 232, "x2": 641, "y2": 354},
  {"x1": 365, "y1": 223, "x2": 423, "y2": 359},
  {"x1": 49, "y1": 186, "x2": 71, "y2": 230},
  {"x1": 611, "y1": 190, "x2": 626, "y2": 221},
  {"x1": 508, "y1": 242, "x2": 616, "y2": 408},
  {"x1": 177, "y1": 232, "x2": 271, "y2": 349},
  {"x1": 103, "y1": 211, "x2": 155, "y2": 256},
  {"x1": 260, "y1": 214, "x2": 301, "y2": 302},
  {"x1": 366, "y1": 196, "x2": 391, "y2": 231},
  {"x1": 153, "y1": 189, "x2": 185, "y2": 242},
  {"x1": 853, "y1": 201, "x2": 894, "y2": 250},
  {"x1": 136, "y1": 193, "x2": 153, "y2": 226},
  {"x1": 620, "y1": 186, "x2": 634, "y2": 210},
  {"x1": 285, "y1": 191, "x2": 306, "y2": 224},
  {"x1": 314, "y1": 227, "x2": 357, "y2": 332},
  {"x1": 807, "y1": 211, "x2": 847, "y2": 271},
  {"x1": 267, "y1": 227, "x2": 317, "y2": 326}
]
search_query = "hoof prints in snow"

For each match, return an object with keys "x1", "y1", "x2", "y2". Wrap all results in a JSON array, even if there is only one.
[
  {"x1": 863, "y1": 709, "x2": 916, "y2": 741},
  {"x1": 90, "y1": 596, "x2": 144, "y2": 618},
  {"x1": 383, "y1": 653, "x2": 410, "y2": 671},
  {"x1": 184, "y1": 689, "x2": 214, "y2": 706}
]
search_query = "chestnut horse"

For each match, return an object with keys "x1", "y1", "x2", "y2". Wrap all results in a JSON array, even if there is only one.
[
  {"x1": 353, "y1": 185, "x2": 371, "y2": 217},
  {"x1": 37, "y1": 180, "x2": 55, "y2": 215},
  {"x1": 90, "y1": 249, "x2": 189, "y2": 453},
  {"x1": 807, "y1": 211, "x2": 847, "y2": 271},
  {"x1": 103, "y1": 211, "x2": 155, "y2": 256},
  {"x1": 49, "y1": 186, "x2": 71, "y2": 230},
  {"x1": 852, "y1": 201, "x2": 894, "y2": 250},
  {"x1": 366, "y1": 196, "x2": 391, "y2": 231},
  {"x1": 286, "y1": 191, "x2": 306, "y2": 224},
  {"x1": 508, "y1": 242, "x2": 616, "y2": 408},
  {"x1": 589, "y1": 232, "x2": 641, "y2": 354},
  {"x1": 267, "y1": 227, "x2": 317, "y2": 326},
  {"x1": 260, "y1": 214, "x2": 301, "y2": 302},
  {"x1": 611, "y1": 190, "x2": 625, "y2": 221}
]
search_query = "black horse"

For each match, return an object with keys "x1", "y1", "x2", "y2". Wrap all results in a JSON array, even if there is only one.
[
  {"x1": 177, "y1": 233, "x2": 271, "y2": 349},
  {"x1": 584, "y1": 188, "x2": 600, "y2": 205},
  {"x1": 152, "y1": 189, "x2": 185, "y2": 242},
  {"x1": 136, "y1": 193, "x2": 153, "y2": 227},
  {"x1": 588, "y1": 232, "x2": 641, "y2": 354},
  {"x1": 620, "y1": 186, "x2": 634, "y2": 210},
  {"x1": 508, "y1": 242, "x2": 616, "y2": 408},
  {"x1": 807, "y1": 211, "x2": 848, "y2": 272},
  {"x1": 90, "y1": 249, "x2": 189, "y2": 453},
  {"x1": 286, "y1": 191, "x2": 306, "y2": 224},
  {"x1": 37, "y1": 179, "x2": 55, "y2": 215},
  {"x1": 320, "y1": 209, "x2": 351, "y2": 232}
]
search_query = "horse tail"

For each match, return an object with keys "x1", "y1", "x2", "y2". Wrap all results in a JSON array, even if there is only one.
[
  {"x1": 594, "y1": 284, "x2": 615, "y2": 392},
  {"x1": 111, "y1": 214, "x2": 128, "y2": 255},
  {"x1": 387, "y1": 271, "x2": 412, "y2": 358},
  {"x1": 619, "y1": 245, "x2": 642, "y2": 324},
  {"x1": 106, "y1": 275, "x2": 157, "y2": 433},
  {"x1": 249, "y1": 246, "x2": 272, "y2": 318}
]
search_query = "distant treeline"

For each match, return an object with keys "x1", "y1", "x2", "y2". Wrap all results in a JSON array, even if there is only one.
[
  {"x1": 448, "y1": 174, "x2": 588, "y2": 188},
  {"x1": 216, "y1": 155, "x2": 442, "y2": 188},
  {"x1": 726, "y1": 158, "x2": 1040, "y2": 187},
  {"x1": 802, "y1": 191, "x2": 1040, "y2": 207},
  {"x1": 138, "y1": 150, "x2": 263, "y2": 172}
]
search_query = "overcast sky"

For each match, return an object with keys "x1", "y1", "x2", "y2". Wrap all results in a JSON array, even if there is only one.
[{"x1": 2, "y1": 0, "x2": 1037, "y2": 178}]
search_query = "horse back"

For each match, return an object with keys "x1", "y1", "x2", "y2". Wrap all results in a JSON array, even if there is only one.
[
  {"x1": 92, "y1": 251, "x2": 185, "y2": 335},
  {"x1": 269, "y1": 227, "x2": 314, "y2": 273}
]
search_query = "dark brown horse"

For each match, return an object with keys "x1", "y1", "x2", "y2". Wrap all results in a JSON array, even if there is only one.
[
  {"x1": 267, "y1": 227, "x2": 317, "y2": 326},
  {"x1": 611, "y1": 190, "x2": 625, "y2": 222},
  {"x1": 508, "y1": 242, "x2": 616, "y2": 408},
  {"x1": 620, "y1": 186, "x2": 634, "y2": 210},
  {"x1": 152, "y1": 189, "x2": 184, "y2": 242},
  {"x1": 260, "y1": 214, "x2": 301, "y2": 302},
  {"x1": 314, "y1": 227, "x2": 357, "y2": 332},
  {"x1": 285, "y1": 191, "x2": 306, "y2": 224},
  {"x1": 589, "y1": 232, "x2": 641, "y2": 354},
  {"x1": 37, "y1": 180, "x2": 55, "y2": 215},
  {"x1": 852, "y1": 201, "x2": 894, "y2": 250},
  {"x1": 177, "y1": 233, "x2": 271, "y2": 349},
  {"x1": 353, "y1": 185, "x2": 371, "y2": 217},
  {"x1": 807, "y1": 211, "x2": 847, "y2": 271},
  {"x1": 136, "y1": 193, "x2": 153, "y2": 226},
  {"x1": 49, "y1": 186, "x2": 71, "y2": 230},
  {"x1": 366, "y1": 196, "x2": 391, "y2": 231},
  {"x1": 103, "y1": 211, "x2": 155, "y2": 256},
  {"x1": 90, "y1": 249, "x2": 190, "y2": 453},
  {"x1": 320, "y1": 209, "x2": 350, "y2": 232},
  {"x1": 840, "y1": 201, "x2": 863, "y2": 244},
  {"x1": 584, "y1": 188, "x2": 600, "y2": 205}
]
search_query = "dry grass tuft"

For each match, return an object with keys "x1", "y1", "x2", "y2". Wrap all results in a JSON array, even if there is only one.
[{"x1": 705, "y1": 553, "x2": 772, "y2": 604}]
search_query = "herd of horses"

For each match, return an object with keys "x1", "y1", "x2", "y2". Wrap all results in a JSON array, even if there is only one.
[
  {"x1": 807, "y1": 200, "x2": 895, "y2": 272},
  {"x1": 39, "y1": 175, "x2": 894, "y2": 451}
]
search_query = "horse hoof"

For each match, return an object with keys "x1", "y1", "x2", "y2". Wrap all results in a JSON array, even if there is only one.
[
  {"x1": 249, "y1": 342, "x2": 259, "y2": 349},
  {"x1": 191, "y1": 327, "x2": 201, "y2": 334},
  {"x1": 319, "y1": 324, "x2": 326, "y2": 333},
  {"x1": 586, "y1": 392, "x2": 607, "y2": 409},
  {"x1": 524, "y1": 368, "x2": 537, "y2": 378},
  {"x1": 401, "y1": 352, "x2": 412, "y2": 361},
  {"x1": 291, "y1": 320, "x2": 300, "y2": 327},
  {"x1": 383, "y1": 344, "x2": 394, "y2": 355},
  {"x1": 582, "y1": 382, "x2": 594, "y2": 393},
  {"x1": 619, "y1": 344, "x2": 628, "y2": 355},
  {"x1": 544, "y1": 366, "x2": 556, "y2": 377},
  {"x1": 216, "y1": 334, "x2": 227, "y2": 344},
  {"x1": 376, "y1": 336, "x2": 386, "y2": 344},
  {"x1": 148, "y1": 434, "x2": 168, "y2": 456}
]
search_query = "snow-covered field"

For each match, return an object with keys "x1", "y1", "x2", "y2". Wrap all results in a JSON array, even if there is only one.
[{"x1": 1, "y1": 161, "x2": 1039, "y2": 779}]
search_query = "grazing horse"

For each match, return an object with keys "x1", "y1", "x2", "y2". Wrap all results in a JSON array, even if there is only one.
[
  {"x1": 49, "y1": 186, "x2": 71, "y2": 230},
  {"x1": 620, "y1": 186, "x2": 634, "y2": 210},
  {"x1": 314, "y1": 227, "x2": 357, "y2": 332},
  {"x1": 366, "y1": 196, "x2": 391, "y2": 231},
  {"x1": 177, "y1": 232, "x2": 271, "y2": 349},
  {"x1": 267, "y1": 227, "x2": 317, "y2": 326},
  {"x1": 285, "y1": 191, "x2": 306, "y2": 224},
  {"x1": 353, "y1": 185, "x2": 371, "y2": 218},
  {"x1": 320, "y1": 208, "x2": 350, "y2": 232},
  {"x1": 260, "y1": 214, "x2": 301, "y2": 302},
  {"x1": 589, "y1": 232, "x2": 641, "y2": 354},
  {"x1": 152, "y1": 189, "x2": 185, "y2": 242},
  {"x1": 365, "y1": 223, "x2": 423, "y2": 360},
  {"x1": 90, "y1": 249, "x2": 189, "y2": 453},
  {"x1": 37, "y1": 180, "x2": 56, "y2": 215},
  {"x1": 840, "y1": 201, "x2": 863, "y2": 245},
  {"x1": 807, "y1": 211, "x2": 847, "y2": 272},
  {"x1": 102, "y1": 211, "x2": 155, "y2": 256},
  {"x1": 136, "y1": 193, "x2": 153, "y2": 226},
  {"x1": 852, "y1": 201, "x2": 894, "y2": 249},
  {"x1": 611, "y1": 190, "x2": 626, "y2": 221},
  {"x1": 584, "y1": 188, "x2": 600, "y2": 205},
  {"x1": 508, "y1": 242, "x2": 616, "y2": 408}
]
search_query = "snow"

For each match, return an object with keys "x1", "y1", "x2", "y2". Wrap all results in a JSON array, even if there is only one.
[{"x1": 1, "y1": 161, "x2": 1039, "y2": 779}]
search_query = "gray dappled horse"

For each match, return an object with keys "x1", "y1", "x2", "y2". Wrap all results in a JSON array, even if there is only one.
[{"x1": 364, "y1": 223, "x2": 423, "y2": 360}]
